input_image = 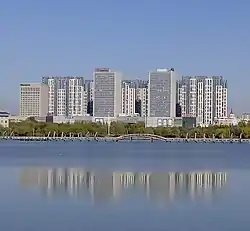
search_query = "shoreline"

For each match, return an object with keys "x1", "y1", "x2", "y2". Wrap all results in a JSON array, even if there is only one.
[{"x1": 0, "y1": 136, "x2": 249, "y2": 143}]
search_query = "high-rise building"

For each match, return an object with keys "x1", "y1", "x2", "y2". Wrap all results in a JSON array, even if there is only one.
[
  {"x1": 93, "y1": 68, "x2": 122, "y2": 117},
  {"x1": 85, "y1": 80, "x2": 94, "y2": 115},
  {"x1": 136, "y1": 87, "x2": 148, "y2": 117},
  {"x1": 178, "y1": 76, "x2": 228, "y2": 126},
  {"x1": 42, "y1": 76, "x2": 88, "y2": 116},
  {"x1": 121, "y1": 81, "x2": 136, "y2": 116},
  {"x1": 85, "y1": 80, "x2": 94, "y2": 102},
  {"x1": 19, "y1": 83, "x2": 49, "y2": 117},
  {"x1": 68, "y1": 78, "x2": 87, "y2": 116},
  {"x1": 148, "y1": 68, "x2": 177, "y2": 118},
  {"x1": 122, "y1": 79, "x2": 148, "y2": 117}
]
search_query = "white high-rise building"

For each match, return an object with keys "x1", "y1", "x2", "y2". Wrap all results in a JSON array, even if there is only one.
[
  {"x1": 47, "y1": 78, "x2": 55, "y2": 115},
  {"x1": 68, "y1": 78, "x2": 87, "y2": 116},
  {"x1": 178, "y1": 76, "x2": 228, "y2": 126},
  {"x1": 93, "y1": 68, "x2": 122, "y2": 117},
  {"x1": 42, "y1": 76, "x2": 88, "y2": 117},
  {"x1": 57, "y1": 89, "x2": 66, "y2": 116},
  {"x1": 121, "y1": 82, "x2": 136, "y2": 116}
]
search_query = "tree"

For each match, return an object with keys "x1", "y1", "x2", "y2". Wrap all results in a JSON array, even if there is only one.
[{"x1": 7, "y1": 120, "x2": 250, "y2": 139}]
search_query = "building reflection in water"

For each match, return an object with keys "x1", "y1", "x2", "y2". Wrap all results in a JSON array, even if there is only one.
[{"x1": 19, "y1": 168, "x2": 227, "y2": 204}]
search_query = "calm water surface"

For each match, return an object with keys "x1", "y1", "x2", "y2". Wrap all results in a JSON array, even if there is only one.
[{"x1": 0, "y1": 141, "x2": 250, "y2": 230}]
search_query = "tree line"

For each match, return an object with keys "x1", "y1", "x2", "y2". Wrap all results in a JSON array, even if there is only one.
[{"x1": 1, "y1": 118, "x2": 250, "y2": 138}]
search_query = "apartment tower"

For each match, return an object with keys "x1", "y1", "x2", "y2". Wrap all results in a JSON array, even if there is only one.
[
  {"x1": 178, "y1": 76, "x2": 228, "y2": 126},
  {"x1": 121, "y1": 81, "x2": 136, "y2": 116},
  {"x1": 42, "y1": 76, "x2": 88, "y2": 116}
]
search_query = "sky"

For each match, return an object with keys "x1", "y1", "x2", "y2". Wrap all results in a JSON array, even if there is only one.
[{"x1": 0, "y1": 0, "x2": 249, "y2": 114}]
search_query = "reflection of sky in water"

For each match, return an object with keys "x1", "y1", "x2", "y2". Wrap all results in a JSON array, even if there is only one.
[
  {"x1": 0, "y1": 142, "x2": 250, "y2": 230},
  {"x1": 0, "y1": 141, "x2": 250, "y2": 172}
]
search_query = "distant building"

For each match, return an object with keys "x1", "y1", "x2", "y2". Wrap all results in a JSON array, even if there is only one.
[
  {"x1": 93, "y1": 68, "x2": 122, "y2": 117},
  {"x1": 176, "y1": 103, "x2": 182, "y2": 117},
  {"x1": 121, "y1": 81, "x2": 136, "y2": 116},
  {"x1": 177, "y1": 76, "x2": 228, "y2": 126},
  {"x1": 240, "y1": 113, "x2": 250, "y2": 122},
  {"x1": 8, "y1": 115, "x2": 28, "y2": 123},
  {"x1": 0, "y1": 111, "x2": 10, "y2": 117},
  {"x1": 214, "y1": 109, "x2": 238, "y2": 126},
  {"x1": 0, "y1": 110, "x2": 10, "y2": 128},
  {"x1": 182, "y1": 117, "x2": 196, "y2": 128},
  {"x1": 42, "y1": 76, "x2": 88, "y2": 117},
  {"x1": 136, "y1": 86, "x2": 148, "y2": 117},
  {"x1": 19, "y1": 83, "x2": 49, "y2": 117},
  {"x1": 122, "y1": 79, "x2": 148, "y2": 117},
  {"x1": 146, "y1": 117, "x2": 182, "y2": 127},
  {"x1": 148, "y1": 68, "x2": 177, "y2": 118},
  {"x1": 85, "y1": 80, "x2": 94, "y2": 115}
]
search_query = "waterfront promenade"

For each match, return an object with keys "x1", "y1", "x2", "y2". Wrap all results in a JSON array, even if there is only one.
[{"x1": 0, "y1": 133, "x2": 249, "y2": 143}]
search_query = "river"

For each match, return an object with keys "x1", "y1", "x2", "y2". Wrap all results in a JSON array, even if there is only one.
[{"x1": 0, "y1": 140, "x2": 249, "y2": 230}]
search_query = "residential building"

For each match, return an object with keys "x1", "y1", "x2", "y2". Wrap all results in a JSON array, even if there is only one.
[
  {"x1": 20, "y1": 83, "x2": 49, "y2": 117},
  {"x1": 178, "y1": 76, "x2": 228, "y2": 126},
  {"x1": 68, "y1": 78, "x2": 87, "y2": 116},
  {"x1": 93, "y1": 68, "x2": 122, "y2": 117},
  {"x1": 148, "y1": 68, "x2": 177, "y2": 118},
  {"x1": 42, "y1": 76, "x2": 88, "y2": 117},
  {"x1": 122, "y1": 79, "x2": 148, "y2": 117},
  {"x1": 121, "y1": 81, "x2": 136, "y2": 116},
  {"x1": 136, "y1": 87, "x2": 148, "y2": 117},
  {"x1": 85, "y1": 80, "x2": 94, "y2": 115}
]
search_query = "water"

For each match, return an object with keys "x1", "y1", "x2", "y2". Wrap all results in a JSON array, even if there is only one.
[{"x1": 0, "y1": 140, "x2": 250, "y2": 230}]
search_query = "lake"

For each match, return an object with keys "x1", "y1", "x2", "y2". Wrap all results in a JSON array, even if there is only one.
[{"x1": 0, "y1": 140, "x2": 250, "y2": 230}]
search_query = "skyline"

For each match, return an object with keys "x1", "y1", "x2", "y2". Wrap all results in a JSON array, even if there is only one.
[{"x1": 1, "y1": 1, "x2": 249, "y2": 114}]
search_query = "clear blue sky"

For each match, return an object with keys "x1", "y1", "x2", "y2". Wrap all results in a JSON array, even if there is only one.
[{"x1": 0, "y1": 0, "x2": 249, "y2": 114}]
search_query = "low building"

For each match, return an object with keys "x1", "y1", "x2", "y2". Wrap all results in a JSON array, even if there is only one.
[
  {"x1": 52, "y1": 116, "x2": 75, "y2": 124},
  {"x1": 9, "y1": 115, "x2": 28, "y2": 123},
  {"x1": 240, "y1": 113, "x2": 250, "y2": 122},
  {"x1": 49, "y1": 116, "x2": 93, "y2": 124},
  {"x1": 0, "y1": 110, "x2": 10, "y2": 128},
  {"x1": 0, "y1": 117, "x2": 9, "y2": 128},
  {"x1": 182, "y1": 117, "x2": 197, "y2": 128},
  {"x1": 214, "y1": 109, "x2": 238, "y2": 126},
  {"x1": 146, "y1": 117, "x2": 182, "y2": 128}
]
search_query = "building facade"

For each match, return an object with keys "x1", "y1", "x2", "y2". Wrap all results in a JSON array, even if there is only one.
[
  {"x1": 85, "y1": 80, "x2": 94, "y2": 115},
  {"x1": 136, "y1": 87, "x2": 148, "y2": 117},
  {"x1": 241, "y1": 113, "x2": 250, "y2": 122},
  {"x1": 0, "y1": 110, "x2": 10, "y2": 128},
  {"x1": 177, "y1": 76, "x2": 228, "y2": 126},
  {"x1": 93, "y1": 68, "x2": 122, "y2": 117},
  {"x1": 20, "y1": 83, "x2": 49, "y2": 117},
  {"x1": 121, "y1": 79, "x2": 148, "y2": 117},
  {"x1": 148, "y1": 68, "x2": 177, "y2": 118},
  {"x1": 121, "y1": 81, "x2": 136, "y2": 116},
  {"x1": 42, "y1": 76, "x2": 88, "y2": 117}
]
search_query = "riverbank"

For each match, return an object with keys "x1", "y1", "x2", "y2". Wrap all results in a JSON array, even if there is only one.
[
  {"x1": 2, "y1": 118, "x2": 250, "y2": 139},
  {"x1": 1, "y1": 135, "x2": 249, "y2": 144}
]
